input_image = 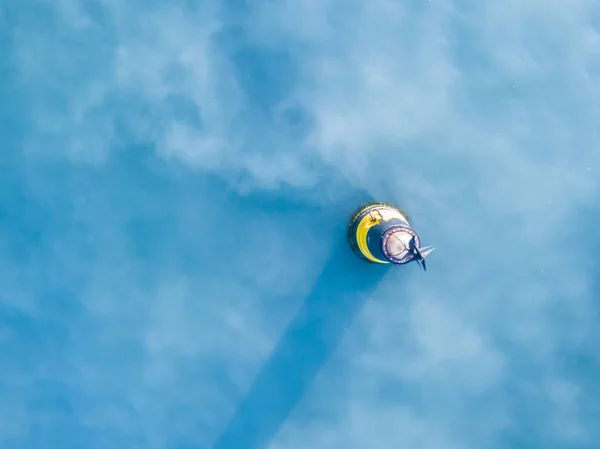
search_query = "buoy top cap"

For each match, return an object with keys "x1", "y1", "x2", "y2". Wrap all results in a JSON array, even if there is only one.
[{"x1": 384, "y1": 228, "x2": 415, "y2": 259}]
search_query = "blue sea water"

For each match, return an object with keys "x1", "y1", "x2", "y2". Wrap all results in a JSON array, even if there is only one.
[{"x1": 1, "y1": 1, "x2": 600, "y2": 448}]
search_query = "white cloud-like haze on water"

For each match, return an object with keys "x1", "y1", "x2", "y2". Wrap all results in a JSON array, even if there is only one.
[{"x1": 3, "y1": 0, "x2": 600, "y2": 448}]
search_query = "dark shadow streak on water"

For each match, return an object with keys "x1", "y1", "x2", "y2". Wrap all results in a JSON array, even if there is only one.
[{"x1": 212, "y1": 196, "x2": 391, "y2": 449}]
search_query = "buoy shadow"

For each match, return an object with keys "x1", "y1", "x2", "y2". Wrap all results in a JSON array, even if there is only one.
[{"x1": 212, "y1": 219, "x2": 390, "y2": 449}]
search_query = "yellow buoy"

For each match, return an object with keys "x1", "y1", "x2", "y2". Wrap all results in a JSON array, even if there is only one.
[{"x1": 348, "y1": 202, "x2": 435, "y2": 270}]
